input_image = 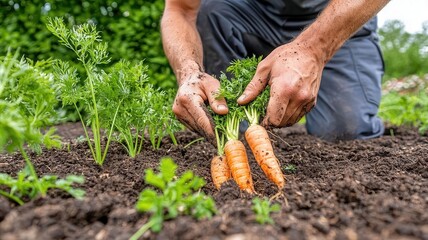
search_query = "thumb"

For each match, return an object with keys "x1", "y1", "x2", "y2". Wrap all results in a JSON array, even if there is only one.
[
  {"x1": 237, "y1": 68, "x2": 269, "y2": 105},
  {"x1": 203, "y1": 78, "x2": 229, "y2": 115}
]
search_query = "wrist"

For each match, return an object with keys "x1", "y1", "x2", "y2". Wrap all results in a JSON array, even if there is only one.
[
  {"x1": 176, "y1": 60, "x2": 203, "y2": 86},
  {"x1": 294, "y1": 29, "x2": 333, "y2": 65}
]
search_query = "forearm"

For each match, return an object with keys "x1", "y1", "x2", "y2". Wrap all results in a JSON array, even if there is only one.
[
  {"x1": 295, "y1": 0, "x2": 390, "y2": 64},
  {"x1": 161, "y1": 4, "x2": 203, "y2": 85}
]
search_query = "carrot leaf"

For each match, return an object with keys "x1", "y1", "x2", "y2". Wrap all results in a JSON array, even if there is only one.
[
  {"x1": 0, "y1": 51, "x2": 85, "y2": 205},
  {"x1": 252, "y1": 197, "x2": 281, "y2": 225},
  {"x1": 213, "y1": 56, "x2": 269, "y2": 141},
  {"x1": 134, "y1": 158, "x2": 216, "y2": 238},
  {"x1": 227, "y1": 56, "x2": 270, "y2": 125}
]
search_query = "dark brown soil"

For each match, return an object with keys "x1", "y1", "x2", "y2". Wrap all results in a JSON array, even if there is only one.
[{"x1": 1, "y1": 122, "x2": 427, "y2": 240}]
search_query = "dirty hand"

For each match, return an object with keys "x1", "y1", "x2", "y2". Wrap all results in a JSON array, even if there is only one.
[
  {"x1": 173, "y1": 71, "x2": 228, "y2": 142},
  {"x1": 238, "y1": 41, "x2": 324, "y2": 127}
]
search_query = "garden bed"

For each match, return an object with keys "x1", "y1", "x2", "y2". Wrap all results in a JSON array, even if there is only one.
[{"x1": 1, "y1": 123, "x2": 427, "y2": 240}]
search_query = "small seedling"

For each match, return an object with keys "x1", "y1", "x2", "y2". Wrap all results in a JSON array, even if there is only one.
[
  {"x1": 131, "y1": 157, "x2": 216, "y2": 239},
  {"x1": 183, "y1": 137, "x2": 205, "y2": 149},
  {"x1": 252, "y1": 197, "x2": 281, "y2": 225},
  {"x1": 283, "y1": 164, "x2": 297, "y2": 174},
  {"x1": 0, "y1": 167, "x2": 85, "y2": 205}
]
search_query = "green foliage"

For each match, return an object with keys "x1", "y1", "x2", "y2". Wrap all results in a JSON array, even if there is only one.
[
  {"x1": 95, "y1": 60, "x2": 147, "y2": 157},
  {"x1": 0, "y1": 52, "x2": 85, "y2": 204},
  {"x1": 132, "y1": 158, "x2": 216, "y2": 239},
  {"x1": 252, "y1": 197, "x2": 281, "y2": 225},
  {"x1": 145, "y1": 88, "x2": 182, "y2": 150},
  {"x1": 48, "y1": 18, "x2": 181, "y2": 161},
  {"x1": 213, "y1": 56, "x2": 268, "y2": 141},
  {"x1": 0, "y1": 52, "x2": 61, "y2": 152},
  {"x1": 214, "y1": 62, "x2": 250, "y2": 140},
  {"x1": 379, "y1": 20, "x2": 428, "y2": 80},
  {"x1": 0, "y1": 167, "x2": 85, "y2": 205},
  {"x1": 48, "y1": 17, "x2": 118, "y2": 165},
  {"x1": 97, "y1": 60, "x2": 180, "y2": 156},
  {"x1": 217, "y1": 56, "x2": 261, "y2": 114},
  {"x1": 379, "y1": 90, "x2": 428, "y2": 134},
  {"x1": 226, "y1": 56, "x2": 270, "y2": 125},
  {"x1": 283, "y1": 164, "x2": 297, "y2": 174},
  {"x1": 0, "y1": 0, "x2": 175, "y2": 89}
]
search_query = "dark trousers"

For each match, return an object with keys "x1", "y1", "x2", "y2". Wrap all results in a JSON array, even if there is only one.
[{"x1": 196, "y1": 0, "x2": 385, "y2": 141}]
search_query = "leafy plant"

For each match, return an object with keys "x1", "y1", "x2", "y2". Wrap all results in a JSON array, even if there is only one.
[
  {"x1": 145, "y1": 88, "x2": 181, "y2": 150},
  {"x1": 48, "y1": 18, "x2": 181, "y2": 161},
  {"x1": 213, "y1": 64, "x2": 248, "y2": 144},
  {"x1": 0, "y1": 0, "x2": 176, "y2": 89},
  {"x1": 132, "y1": 158, "x2": 216, "y2": 239},
  {"x1": 283, "y1": 164, "x2": 297, "y2": 174},
  {"x1": 94, "y1": 60, "x2": 148, "y2": 157},
  {"x1": 379, "y1": 90, "x2": 428, "y2": 134},
  {"x1": 100, "y1": 62, "x2": 181, "y2": 156},
  {"x1": 0, "y1": 52, "x2": 61, "y2": 152},
  {"x1": 213, "y1": 56, "x2": 267, "y2": 141},
  {"x1": 107, "y1": 66, "x2": 180, "y2": 155},
  {"x1": 0, "y1": 51, "x2": 85, "y2": 204},
  {"x1": 252, "y1": 197, "x2": 281, "y2": 225},
  {"x1": 47, "y1": 17, "x2": 118, "y2": 165},
  {"x1": 225, "y1": 56, "x2": 270, "y2": 127},
  {"x1": 0, "y1": 167, "x2": 84, "y2": 205}
]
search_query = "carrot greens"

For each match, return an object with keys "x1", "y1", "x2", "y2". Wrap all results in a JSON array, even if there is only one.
[
  {"x1": 47, "y1": 17, "x2": 181, "y2": 162},
  {"x1": 47, "y1": 17, "x2": 116, "y2": 165},
  {"x1": 226, "y1": 56, "x2": 269, "y2": 125},
  {"x1": 0, "y1": 51, "x2": 85, "y2": 205}
]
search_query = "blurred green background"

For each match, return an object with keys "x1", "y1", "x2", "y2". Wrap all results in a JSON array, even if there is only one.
[{"x1": 1, "y1": 0, "x2": 175, "y2": 89}]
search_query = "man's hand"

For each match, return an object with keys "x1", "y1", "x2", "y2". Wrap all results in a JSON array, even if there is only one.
[
  {"x1": 237, "y1": 41, "x2": 324, "y2": 127},
  {"x1": 173, "y1": 72, "x2": 228, "y2": 142}
]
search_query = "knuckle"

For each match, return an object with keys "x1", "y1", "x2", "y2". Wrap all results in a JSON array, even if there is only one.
[
  {"x1": 296, "y1": 90, "x2": 312, "y2": 102},
  {"x1": 172, "y1": 104, "x2": 182, "y2": 116},
  {"x1": 176, "y1": 93, "x2": 192, "y2": 106},
  {"x1": 269, "y1": 116, "x2": 282, "y2": 127},
  {"x1": 246, "y1": 80, "x2": 259, "y2": 91},
  {"x1": 255, "y1": 60, "x2": 264, "y2": 71},
  {"x1": 273, "y1": 81, "x2": 291, "y2": 96},
  {"x1": 269, "y1": 88, "x2": 279, "y2": 98}
]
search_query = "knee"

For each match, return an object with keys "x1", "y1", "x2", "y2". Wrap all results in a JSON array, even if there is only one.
[
  {"x1": 306, "y1": 116, "x2": 360, "y2": 141},
  {"x1": 306, "y1": 108, "x2": 384, "y2": 141}
]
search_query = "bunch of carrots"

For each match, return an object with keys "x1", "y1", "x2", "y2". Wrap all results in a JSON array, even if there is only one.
[{"x1": 210, "y1": 57, "x2": 285, "y2": 195}]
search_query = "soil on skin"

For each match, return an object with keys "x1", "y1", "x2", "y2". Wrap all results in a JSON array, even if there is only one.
[{"x1": 0, "y1": 122, "x2": 427, "y2": 240}]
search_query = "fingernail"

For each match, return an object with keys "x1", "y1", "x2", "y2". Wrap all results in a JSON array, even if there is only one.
[
  {"x1": 217, "y1": 104, "x2": 227, "y2": 111},
  {"x1": 238, "y1": 94, "x2": 246, "y2": 102}
]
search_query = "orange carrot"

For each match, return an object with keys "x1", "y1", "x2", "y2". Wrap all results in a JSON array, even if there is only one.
[
  {"x1": 210, "y1": 155, "x2": 231, "y2": 189},
  {"x1": 224, "y1": 139, "x2": 255, "y2": 193},
  {"x1": 245, "y1": 124, "x2": 285, "y2": 189}
]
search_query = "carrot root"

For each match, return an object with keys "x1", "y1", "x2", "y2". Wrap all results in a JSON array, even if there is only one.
[
  {"x1": 224, "y1": 139, "x2": 255, "y2": 194},
  {"x1": 245, "y1": 124, "x2": 285, "y2": 189},
  {"x1": 211, "y1": 155, "x2": 231, "y2": 190}
]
